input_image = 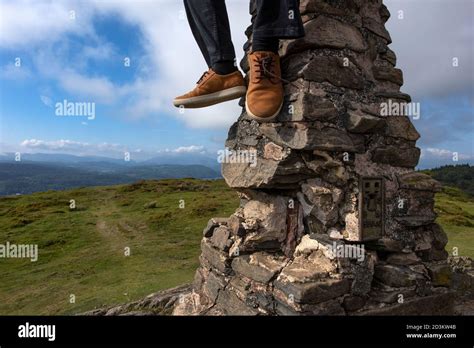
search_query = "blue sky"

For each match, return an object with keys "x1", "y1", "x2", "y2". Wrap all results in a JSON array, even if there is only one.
[{"x1": 0, "y1": 0, "x2": 472, "y2": 168}]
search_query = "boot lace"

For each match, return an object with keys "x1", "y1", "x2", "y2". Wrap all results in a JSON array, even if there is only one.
[
  {"x1": 196, "y1": 71, "x2": 210, "y2": 84},
  {"x1": 254, "y1": 55, "x2": 279, "y2": 84},
  {"x1": 253, "y1": 55, "x2": 302, "y2": 89}
]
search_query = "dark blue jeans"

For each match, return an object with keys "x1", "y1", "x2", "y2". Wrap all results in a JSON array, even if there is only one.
[{"x1": 183, "y1": 0, "x2": 304, "y2": 69}]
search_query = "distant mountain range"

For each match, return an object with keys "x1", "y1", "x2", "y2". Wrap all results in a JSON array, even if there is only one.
[
  {"x1": 0, "y1": 152, "x2": 221, "y2": 170},
  {"x1": 0, "y1": 152, "x2": 222, "y2": 195},
  {"x1": 2, "y1": 153, "x2": 471, "y2": 197}
]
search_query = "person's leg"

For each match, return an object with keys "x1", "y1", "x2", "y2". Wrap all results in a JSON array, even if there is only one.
[
  {"x1": 173, "y1": 1, "x2": 246, "y2": 108},
  {"x1": 245, "y1": 0, "x2": 305, "y2": 121},
  {"x1": 183, "y1": 0, "x2": 237, "y2": 75},
  {"x1": 252, "y1": 0, "x2": 305, "y2": 45},
  {"x1": 183, "y1": 0, "x2": 211, "y2": 68},
  {"x1": 252, "y1": 36, "x2": 279, "y2": 54}
]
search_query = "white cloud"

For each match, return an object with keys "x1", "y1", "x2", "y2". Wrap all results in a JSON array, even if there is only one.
[
  {"x1": 18, "y1": 138, "x2": 209, "y2": 159},
  {"x1": 172, "y1": 145, "x2": 206, "y2": 154},
  {"x1": 90, "y1": 0, "x2": 249, "y2": 128},
  {"x1": 1, "y1": 0, "x2": 472, "y2": 130},
  {"x1": 0, "y1": 0, "x2": 249, "y2": 128},
  {"x1": 0, "y1": 1, "x2": 120, "y2": 104},
  {"x1": 58, "y1": 69, "x2": 118, "y2": 104},
  {"x1": 0, "y1": 0, "x2": 95, "y2": 48},
  {"x1": 21, "y1": 139, "x2": 91, "y2": 150},
  {"x1": 19, "y1": 138, "x2": 135, "y2": 154},
  {"x1": 19, "y1": 44, "x2": 120, "y2": 104},
  {"x1": 18, "y1": 138, "x2": 140, "y2": 158}
]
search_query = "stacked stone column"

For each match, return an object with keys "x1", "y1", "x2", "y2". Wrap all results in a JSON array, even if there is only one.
[{"x1": 174, "y1": 0, "x2": 454, "y2": 315}]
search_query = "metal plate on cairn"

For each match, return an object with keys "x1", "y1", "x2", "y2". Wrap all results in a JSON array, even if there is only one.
[{"x1": 358, "y1": 177, "x2": 384, "y2": 241}]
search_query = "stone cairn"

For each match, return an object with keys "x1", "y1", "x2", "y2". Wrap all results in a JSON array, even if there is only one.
[{"x1": 174, "y1": 0, "x2": 454, "y2": 315}]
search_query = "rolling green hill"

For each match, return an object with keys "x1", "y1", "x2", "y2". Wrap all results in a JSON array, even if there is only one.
[
  {"x1": 0, "y1": 179, "x2": 238, "y2": 315},
  {"x1": 422, "y1": 164, "x2": 474, "y2": 197},
  {"x1": 435, "y1": 186, "x2": 474, "y2": 258},
  {"x1": 0, "y1": 179, "x2": 472, "y2": 315}
]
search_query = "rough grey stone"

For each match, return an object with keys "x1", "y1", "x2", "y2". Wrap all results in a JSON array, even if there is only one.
[
  {"x1": 387, "y1": 252, "x2": 421, "y2": 265},
  {"x1": 301, "y1": 178, "x2": 343, "y2": 227},
  {"x1": 210, "y1": 226, "x2": 231, "y2": 251},
  {"x1": 280, "y1": 93, "x2": 338, "y2": 122},
  {"x1": 279, "y1": 251, "x2": 336, "y2": 283},
  {"x1": 358, "y1": 290, "x2": 454, "y2": 315},
  {"x1": 372, "y1": 145, "x2": 420, "y2": 168},
  {"x1": 274, "y1": 278, "x2": 350, "y2": 304},
  {"x1": 222, "y1": 148, "x2": 312, "y2": 189},
  {"x1": 231, "y1": 252, "x2": 284, "y2": 283},
  {"x1": 260, "y1": 122, "x2": 365, "y2": 152},
  {"x1": 299, "y1": 0, "x2": 360, "y2": 18},
  {"x1": 282, "y1": 15, "x2": 366, "y2": 56},
  {"x1": 345, "y1": 111, "x2": 385, "y2": 133},
  {"x1": 397, "y1": 172, "x2": 442, "y2": 192},
  {"x1": 374, "y1": 264, "x2": 422, "y2": 287},
  {"x1": 215, "y1": 289, "x2": 259, "y2": 315},
  {"x1": 343, "y1": 296, "x2": 366, "y2": 312},
  {"x1": 299, "y1": 55, "x2": 365, "y2": 90},
  {"x1": 351, "y1": 262, "x2": 375, "y2": 296},
  {"x1": 384, "y1": 116, "x2": 420, "y2": 141},
  {"x1": 373, "y1": 66, "x2": 403, "y2": 85},
  {"x1": 228, "y1": 214, "x2": 245, "y2": 237},
  {"x1": 363, "y1": 16, "x2": 392, "y2": 43},
  {"x1": 394, "y1": 215, "x2": 437, "y2": 227},
  {"x1": 239, "y1": 191, "x2": 288, "y2": 250},
  {"x1": 202, "y1": 217, "x2": 228, "y2": 237},
  {"x1": 202, "y1": 271, "x2": 227, "y2": 302},
  {"x1": 431, "y1": 224, "x2": 449, "y2": 250},
  {"x1": 200, "y1": 239, "x2": 232, "y2": 275}
]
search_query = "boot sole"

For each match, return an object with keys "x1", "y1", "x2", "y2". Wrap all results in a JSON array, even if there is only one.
[
  {"x1": 173, "y1": 86, "x2": 247, "y2": 108},
  {"x1": 245, "y1": 99, "x2": 283, "y2": 123}
]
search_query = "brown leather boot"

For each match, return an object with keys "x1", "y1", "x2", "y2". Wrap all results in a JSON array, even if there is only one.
[
  {"x1": 245, "y1": 51, "x2": 284, "y2": 122},
  {"x1": 173, "y1": 69, "x2": 246, "y2": 108}
]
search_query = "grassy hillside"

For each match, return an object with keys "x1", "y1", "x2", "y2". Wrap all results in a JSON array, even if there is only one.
[
  {"x1": 0, "y1": 179, "x2": 472, "y2": 315},
  {"x1": 0, "y1": 179, "x2": 238, "y2": 315},
  {"x1": 422, "y1": 164, "x2": 473, "y2": 197},
  {"x1": 435, "y1": 186, "x2": 474, "y2": 259}
]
